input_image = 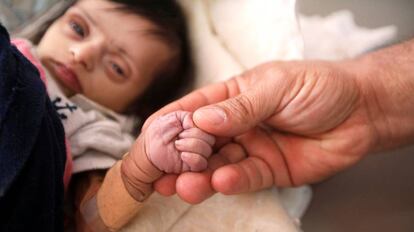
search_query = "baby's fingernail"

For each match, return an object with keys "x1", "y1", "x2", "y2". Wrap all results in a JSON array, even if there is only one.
[
  {"x1": 195, "y1": 107, "x2": 226, "y2": 126},
  {"x1": 175, "y1": 139, "x2": 183, "y2": 147},
  {"x1": 180, "y1": 152, "x2": 190, "y2": 159}
]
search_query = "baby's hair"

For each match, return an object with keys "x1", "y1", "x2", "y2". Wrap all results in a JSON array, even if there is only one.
[
  {"x1": 26, "y1": 0, "x2": 193, "y2": 129},
  {"x1": 110, "y1": 0, "x2": 193, "y2": 123}
]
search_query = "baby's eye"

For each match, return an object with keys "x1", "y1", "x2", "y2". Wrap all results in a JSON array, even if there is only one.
[
  {"x1": 111, "y1": 62, "x2": 125, "y2": 76},
  {"x1": 69, "y1": 21, "x2": 85, "y2": 37}
]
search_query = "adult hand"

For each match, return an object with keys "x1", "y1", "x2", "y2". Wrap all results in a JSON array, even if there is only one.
[{"x1": 147, "y1": 41, "x2": 414, "y2": 204}]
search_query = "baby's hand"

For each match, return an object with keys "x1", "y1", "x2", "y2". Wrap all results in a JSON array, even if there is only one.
[{"x1": 145, "y1": 111, "x2": 215, "y2": 174}]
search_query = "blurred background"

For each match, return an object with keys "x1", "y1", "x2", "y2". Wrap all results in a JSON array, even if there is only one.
[
  {"x1": 298, "y1": 0, "x2": 414, "y2": 231},
  {"x1": 0, "y1": 0, "x2": 59, "y2": 31},
  {"x1": 298, "y1": 0, "x2": 414, "y2": 44}
]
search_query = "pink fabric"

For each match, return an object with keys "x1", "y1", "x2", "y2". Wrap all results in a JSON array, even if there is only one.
[
  {"x1": 11, "y1": 39, "x2": 47, "y2": 85},
  {"x1": 11, "y1": 38, "x2": 72, "y2": 191},
  {"x1": 63, "y1": 140, "x2": 73, "y2": 191}
]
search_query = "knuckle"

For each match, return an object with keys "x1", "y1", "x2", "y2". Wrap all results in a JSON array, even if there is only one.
[
  {"x1": 227, "y1": 94, "x2": 256, "y2": 124},
  {"x1": 261, "y1": 62, "x2": 289, "y2": 79}
]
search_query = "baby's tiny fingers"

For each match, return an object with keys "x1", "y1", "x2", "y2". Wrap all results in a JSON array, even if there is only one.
[
  {"x1": 147, "y1": 112, "x2": 183, "y2": 143},
  {"x1": 208, "y1": 143, "x2": 247, "y2": 169},
  {"x1": 178, "y1": 128, "x2": 215, "y2": 146},
  {"x1": 175, "y1": 138, "x2": 212, "y2": 158},
  {"x1": 181, "y1": 152, "x2": 208, "y2": 172}
]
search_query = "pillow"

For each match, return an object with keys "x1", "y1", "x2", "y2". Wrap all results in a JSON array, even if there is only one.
[{"x1": 178, "y1": 0, "x2": 304, "y2": 87}]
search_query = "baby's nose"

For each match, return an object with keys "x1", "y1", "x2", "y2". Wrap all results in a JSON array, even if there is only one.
[{"x1": 69, "y1": 38, "x2": 105, "y2": 70}]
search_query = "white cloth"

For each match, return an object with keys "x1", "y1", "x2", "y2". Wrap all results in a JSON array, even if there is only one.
[
  {"x1": 180, "y1": 0, "x2": 304, "y2": 87},
  {"x1": 299, "y1": 10, "x2": 397, "y2": 60},
  {"x1": 43, "y1": 65, "x2": 136, "y2": 173}
]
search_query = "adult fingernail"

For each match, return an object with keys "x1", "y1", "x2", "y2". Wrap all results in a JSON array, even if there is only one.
[{"x1": 195, "y1": 107, "x2": 227, "y2": 126}]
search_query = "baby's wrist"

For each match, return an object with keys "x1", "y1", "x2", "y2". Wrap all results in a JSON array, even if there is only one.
[
  {"x1": 79, "y1": 194, "x2": 112, "y2": 232},
  {"x1": 120, "y1": 157, "x2": 154, "y2": 202},
  {"x1": 120, "y1": 138, "x2": 162, "y2": 202},
  {"x1": 78, "y1": 161, "x2": 145, "y2": 231}
]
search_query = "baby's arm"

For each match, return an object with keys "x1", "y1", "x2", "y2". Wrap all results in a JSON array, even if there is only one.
[{"x1": 75, "y1": 111, "x2": 215, "y2": 231}]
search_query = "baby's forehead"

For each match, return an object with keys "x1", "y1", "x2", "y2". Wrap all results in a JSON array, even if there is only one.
[
  {"x1": 70, "y1": 0, "x2": 176, "y2": 68},
  {"x1": 73, "y1": 1, "x2": 166, "y2": 43},
  {"x1": 71, "y1": 0, "x2": 178, "y2": 49}
]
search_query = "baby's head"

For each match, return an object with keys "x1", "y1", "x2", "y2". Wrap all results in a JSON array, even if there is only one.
[{"x1": 36, "y1": 0, "x2": 191, "y2": 118}]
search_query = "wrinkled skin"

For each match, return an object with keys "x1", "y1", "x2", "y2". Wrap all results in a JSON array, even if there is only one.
[
  {"x1": 121, "y1": 110, "x2": 215, "y2": 201},
  {"x1": 132, "y1": 41, "x2": 414, "y2": 204},
  {"x1": 143, "y1": 60, "x2": 379, "y2": 204},
  {"x1": 145, "y1": 111, "x2": 215, "y2": 173}
]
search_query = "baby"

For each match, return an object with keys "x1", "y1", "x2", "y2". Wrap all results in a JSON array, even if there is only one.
[{"x1": 10, "y1": 0, "x2": 215, "y2": 231}]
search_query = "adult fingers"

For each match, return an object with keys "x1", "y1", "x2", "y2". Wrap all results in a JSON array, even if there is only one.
[
  {"x1": 193, "y1": 69, "x2": 283, "y2": 137},
  {"x1": 208, "y1": 142, "x2": 247, "y2": 170},
  {"x1": 234, "y1": 129, "x2": 293, "y2": 186},
  {"x1": 143, "y1": 81, "x2": 236, "y2": 131},
  {"x1": 174, "y1": 142, "x2": 247, "y2": 204},
  {"x1": 174, "y1": 141, "x2": 272, "y2": 199},
  {"x1": 211, "y1": 129, "x2": 294, "y2": 194},
  {"x1": 211, "y1": 157, "x2": 274, "y2": 195},
  {"x1": 153, "y1": 174, "x2": 178, "y2": 196},
  {"x1": 175, "y1": 170, "x2": 215, "y2": 204},
  {"x1": 146, "y1": 82, "x2": 239, "y2": 199}
]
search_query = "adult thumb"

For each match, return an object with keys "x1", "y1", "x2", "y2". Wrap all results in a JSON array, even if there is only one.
[{"x1": 193, "y1": 87, "x2": 275, "y2": 137}]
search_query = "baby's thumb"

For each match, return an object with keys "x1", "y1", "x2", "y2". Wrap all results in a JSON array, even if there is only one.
[{"x1": 193, "y1": 88, "x2": 273, "y2": 137}]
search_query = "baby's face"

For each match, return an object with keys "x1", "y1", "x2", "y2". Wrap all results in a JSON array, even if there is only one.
[{"x1": 37, "y1": 0, "x2": 173, "y2": 112}]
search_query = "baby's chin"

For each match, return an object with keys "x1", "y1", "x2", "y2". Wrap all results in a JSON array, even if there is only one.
[
  {"x1": 44, "y1": 62, "x2": 76, "y2": 97},
  {"x1": 58, "y1": 83, "x2": 76, "y2": 97}
]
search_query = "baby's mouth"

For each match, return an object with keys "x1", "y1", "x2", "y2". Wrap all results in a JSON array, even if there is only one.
[{"x1": 51, "y1": 61, "x2": 83, "y2": 94}]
